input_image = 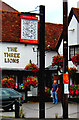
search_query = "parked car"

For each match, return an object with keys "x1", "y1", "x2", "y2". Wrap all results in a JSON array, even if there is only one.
[{"x1": 0, "y1": 88, "x2": 23, "y2": 111}]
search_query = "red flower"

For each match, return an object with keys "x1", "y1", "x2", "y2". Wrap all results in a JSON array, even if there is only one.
[
  {"x1": 52, "y1": 54, "x2": 63, "y2": 68},
  {"x1": 25, "y1": 63, "x2": 39, "y2": 73},
  {"x1": 71, "y1": 90, "x2": 74, "y2": 95},
  {"x1": 68, "y1": 67, "x2": 78, "y2": 79},
  {"x1": 69, "y1": 84, "x2": 79, "y2": 98},
  {"x1": 72, "y1": 54, "x2": 79, "y2": 66},
  {"x1": 75, "y1": 89, "x2": 79, "y2": 95},
  {"x1": 23, "y1": 76, "x2": 38, "y2": 89},
  {"x1": 2, "y1": 77, "x2": 16, "y2": 88}
]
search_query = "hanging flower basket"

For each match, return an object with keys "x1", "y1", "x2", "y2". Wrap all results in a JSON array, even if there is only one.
[
  {"x1": 68, "y1": 67, "x2": 78, "y2": 79},
  {"x1": 69, "y1": 84, "x2": 79, "y2": 98},
  {"x1": 72, "y1": 54, "x2": 79, "y2": 66},
  {"x1": 2, "y1": 77, "x2": 16, "y2": 88},
  {"x1": 25, "y1": 63, "x2": 39, "y2": 73},
  {"x1": 23, "y1": 76, "x2": 39, "y2": 89},
  {"x1": 52, "y1": 54, "x2": 63, "y2": 69}
]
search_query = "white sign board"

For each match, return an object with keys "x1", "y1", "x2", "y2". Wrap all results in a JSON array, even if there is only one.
[
  {"x1": 64, "y1": 84, "x2": 69, "y2": 94},
  {"x1": 20, "y1": 15, "x2": 38, "y2": 44}
]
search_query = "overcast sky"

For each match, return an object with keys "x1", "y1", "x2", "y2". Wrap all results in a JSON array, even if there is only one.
[{"x1": 2, "y1": 0, "x2": 79, "y2": 24}]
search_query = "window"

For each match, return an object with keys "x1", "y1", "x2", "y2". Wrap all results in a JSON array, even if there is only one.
[{"x1": 69, "y1": 45, "x2": 79, "y2": 60}]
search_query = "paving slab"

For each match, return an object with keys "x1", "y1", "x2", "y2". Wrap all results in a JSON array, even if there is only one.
[
  {"x1": 1, "y1": 118, "x2": 79, "y2": 120},
  {"x1": 0, "y1": 102, "x2": 79, "y2": 119}
]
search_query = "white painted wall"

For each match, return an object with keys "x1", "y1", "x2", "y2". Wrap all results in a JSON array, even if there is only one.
[
  {"x1": 68, "y1": 15, "x2": 77, "y2": 46},
  {"x1": 0, "y1": 42, "x2": 37, "y2": 69},
  {"x1": 45, "y1": 51, "x2": 57, "y2": 68},
  {"x1": 77, "y1": 1, "x2": 79, "y2": 8},
  {"x1": 58, "y1": 15, "x2": 79, "y2": 70},
  {"x1": 0, "y1": 42, "x2": 57, "y2": 69},
  {"x1": 77, "y1": 21, "x2": 79, "y2": 44},
  {"x1": 58, "y1": 39, "x2": 63, "y2": 56}
]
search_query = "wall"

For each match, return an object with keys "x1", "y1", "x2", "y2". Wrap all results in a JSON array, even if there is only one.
[
  {"x1": 68, "y1": 15, "x2": 77, "y2": 46},
  {"x1": 58, "y1": 15, "x2": 78, "y2": 69},
  {"x1": 45, "y1": 51, "x2": 57, "y2": 68},
  {"x1": 77, "y1": 20, "x2": 79, "y2": 44},
  {"x1": 0, "y1": 42, "x2": 56, "y2": 69},
  {"x1": 58, "y1": 39, "x2": 63, "y2": 56}
]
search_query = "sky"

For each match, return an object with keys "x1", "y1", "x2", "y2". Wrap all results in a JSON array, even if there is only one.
[{"x1": 2, "y1": 0, "x2": 79, "y2": 24}]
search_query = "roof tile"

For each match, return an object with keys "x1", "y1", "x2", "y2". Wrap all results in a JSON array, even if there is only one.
[{"x1": 72, "y1": 7, "x2": 79, "y2": 22}]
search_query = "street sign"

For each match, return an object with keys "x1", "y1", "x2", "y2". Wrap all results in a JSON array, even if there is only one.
[
  {"x1": 63, "y1": 73, "x2": 69, "y2": 84},
  {"x1": 20, "y1": 15, "x2": 38, "y2": 44}
]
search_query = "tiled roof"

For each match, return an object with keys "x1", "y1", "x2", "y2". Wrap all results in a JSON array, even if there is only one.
[
  {"x1": 1, "y1": 11, "x2": 20, "y2": 43},
  {"x1": 72, "y1": 7, "x2": 79, "y2": 22},
  {"x1": 1, "y1": 10, "x2": 63, "y2": 50},
  {"x1": 68, "y1": 7, "x2": 79, "y2": 25},
  {"x1": 45, "y1": 23, "x2": 63, "y2": 50},
  {"x1": 1, "y1": 1, "x2": 18, "y2": 11}
]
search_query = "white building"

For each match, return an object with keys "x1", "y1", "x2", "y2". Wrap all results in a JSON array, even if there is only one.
[
  {"x1": 58, "y1": 7, "x2": 79, "y2": 85},
  {"x1": 0, "y1": 3, "x2": 63, "y2": 100}
]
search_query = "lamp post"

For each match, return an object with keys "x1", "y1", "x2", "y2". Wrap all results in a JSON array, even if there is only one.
[
  {"x1": 32, "y1": 44, "x2": 51, "y2": 66},
  {"x1": 32, "y1": 46, "x2": 39, "y2": 66}
]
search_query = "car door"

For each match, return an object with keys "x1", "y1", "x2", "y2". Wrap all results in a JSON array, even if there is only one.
[
  {"x1": 1, "y1": 89, "x2": 11, "y2": 105},
  {"x1": 6, "y1": 89, "x2": 20, "y2": 100}
]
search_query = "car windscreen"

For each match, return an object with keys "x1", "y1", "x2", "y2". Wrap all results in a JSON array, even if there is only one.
[
  {"x1": 0, "y1": 89, "x2": 10, "y2": 96},
  {"x1": 6, "y1": 89, "x2": 21, "y2": 96}
]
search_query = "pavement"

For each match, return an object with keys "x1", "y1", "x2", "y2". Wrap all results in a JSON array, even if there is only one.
[
  {"x1": 0, "y1": 102, "x2": 79, "y2": 120},
  {"x1": 1, "y1": 118, "x2": 79, "y2": 120}
]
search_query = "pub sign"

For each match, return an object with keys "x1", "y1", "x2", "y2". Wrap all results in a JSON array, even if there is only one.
[{"x1": 20, "y1": 15, "x2": 38, "y2": 44}]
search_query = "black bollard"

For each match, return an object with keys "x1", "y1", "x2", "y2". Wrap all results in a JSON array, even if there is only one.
[{"x1": 15, "y1": 99, "x2": 19, "y2": 118}]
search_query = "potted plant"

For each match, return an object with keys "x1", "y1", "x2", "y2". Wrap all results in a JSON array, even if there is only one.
[
  {"x1": 45, "y1": 87, "x2": 51, "y2": 97},
  {"x1": 2, "y1": 77, "x2": 16, "y2": 88},
  {"x1": 23, "y1": 76, "x2": 39, "y2": 89},
  {"x1": 25, "y1": 63, "x2": 39, "y2": 73},
  {"x1": 69, "y1": 84, "x2": 79, "y2": 98},
  {"x1": 52, "y1": 54, "x2": 63, "y2": 69},
  {"x1": 68, "y1": 67, "x2": 78, "y2": 84},
  {"x1": 44, "y1": 87, "x2": 51, "y2": 101}
]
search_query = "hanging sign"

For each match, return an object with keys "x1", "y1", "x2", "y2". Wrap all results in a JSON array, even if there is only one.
[
  {"x1": 63, "y1": 73, "x2": 69, "y2": 84},
  {"x1": 20, "y1": 15, "x2": 38, "y2": 44}
]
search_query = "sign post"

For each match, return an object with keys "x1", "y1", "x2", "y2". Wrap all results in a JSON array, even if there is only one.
[
  {"x1": 39, "y1": 5, "x2": 45, "y2": 119},
  {"x1": 19, "y1": 5, "x2": 45, "y2": 118},
  {"x1": 63, "y1": 0, "x2": 68, "y2": 119}
]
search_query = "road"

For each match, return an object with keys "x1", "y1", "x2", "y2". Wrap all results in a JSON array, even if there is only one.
[{"x1": 0, "y1": 102, "x2": 79, "y2": 119}]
